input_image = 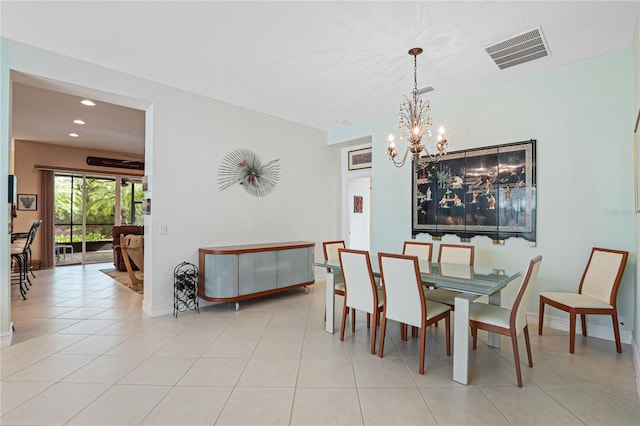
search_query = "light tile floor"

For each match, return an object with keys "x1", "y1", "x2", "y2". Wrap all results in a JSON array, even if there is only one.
[{"x1": 2, "y1": 263, "x2": 639, "y2": 425}]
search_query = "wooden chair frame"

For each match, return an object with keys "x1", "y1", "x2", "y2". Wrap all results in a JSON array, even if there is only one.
[
  {"x1": 338, "y1": 248, "x2": 383, "y2": 354},
  {"x1": 402, "y1": 241, "x2": 433, "y2": 262},
  {"x1": 323, "y1": 241, "x2": 357, "y2": 323},
  {"x1": 120, "y1": 234, "x2": 144, "y2": 286},
  {"x1": 538, "y1": 247, "x2": 628, "y2": 353},
  {"x1": 437, "y1": 243, "x2": 475, "y2": 264},
  {"x1": 470, "y1": 255, "x2": 543, "y2": 387},
  {"x1": 378, "y1": 252, "x2": 451, "y2": 375}
]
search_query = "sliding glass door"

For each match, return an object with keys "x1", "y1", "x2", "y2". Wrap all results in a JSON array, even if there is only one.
[{"x1": 54, "y1": 173, "x2": 143, "y2": 265}]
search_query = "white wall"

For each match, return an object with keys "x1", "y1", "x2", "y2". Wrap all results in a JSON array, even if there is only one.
[
  {"x1": 330, "y1": 49, "x2": 636, "y2": 338},
  {"x1": 0, "y1": 38, "x2": 11, "y2": 345},
  {"x1": 633, "y1": 9, "x2": 640, "y2": 397},
  {"x1": 1, "y1": 39, "x2": 341, "y2": 325}
]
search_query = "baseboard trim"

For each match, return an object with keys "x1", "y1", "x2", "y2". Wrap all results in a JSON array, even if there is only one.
[
  {"x1": 527, "y1": 312, "x2": 632, "y2": 344},
  {"x1": 1, "y1": 322, "x2": 14, "y2": 347},
  {"x1": 142, "y1": 300, "x2": 173, "y2": 317}
]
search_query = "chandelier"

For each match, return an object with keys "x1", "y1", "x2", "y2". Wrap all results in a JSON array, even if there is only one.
[{"x1": 387, "y1": 48, "x2": 448, "y2": 168}]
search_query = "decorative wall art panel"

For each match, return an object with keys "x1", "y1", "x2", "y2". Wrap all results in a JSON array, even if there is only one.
[
  {"x1": 413, "y1": 140, "x2": 536, "y2": 242},
  {"x1": 218, "y1": 148, "x2": 280, "y2": 197}
]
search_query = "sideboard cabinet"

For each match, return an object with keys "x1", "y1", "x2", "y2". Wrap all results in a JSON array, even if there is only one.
[{"x1": 198, "y1": 241, "x2": 315, "y2": 309}]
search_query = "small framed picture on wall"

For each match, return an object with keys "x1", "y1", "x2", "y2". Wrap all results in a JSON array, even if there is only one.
[
  {"x1": 348, "y1": 147, "x2": 372, "y2": 170},
  {"x1": 17, "y1": 194, "x2": 37, "y2": 211}
]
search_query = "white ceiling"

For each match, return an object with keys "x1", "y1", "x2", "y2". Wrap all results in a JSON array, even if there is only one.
[
  {"x1": 1, "y1": 1, "x2": 638, "y2": 156},
  {"x1": 11, "y1": 81, "x2": 146, "y2": 156}
]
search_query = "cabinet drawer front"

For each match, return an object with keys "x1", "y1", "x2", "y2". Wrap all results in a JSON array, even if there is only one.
[
  {"x1": 277, "y1": 247, "x2": 312, "y2": 288},
  {"x1": 239, "y1": 251, "x2": 277, "y2": 295},
  {"x1": 203, "y1": 254, "x2": 239, "y2": 298}
]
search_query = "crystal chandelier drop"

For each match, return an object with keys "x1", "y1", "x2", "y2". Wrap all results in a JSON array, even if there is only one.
[{"x1": 387, "y1": 48, "x2": 448, "y2": 168}]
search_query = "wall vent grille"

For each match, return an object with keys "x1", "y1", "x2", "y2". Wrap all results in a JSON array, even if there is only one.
[{"x1": 484, "y1": 27, "x2": 550, "y2": 70}]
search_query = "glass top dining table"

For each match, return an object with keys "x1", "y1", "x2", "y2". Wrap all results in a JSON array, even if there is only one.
[{"x1": 315, "y1": 258, "x2": 522, "y2": 385}]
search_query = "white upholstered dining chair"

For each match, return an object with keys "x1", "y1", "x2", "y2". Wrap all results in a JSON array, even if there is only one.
[
  {"x1": 338, "y1": 248, "x2": 384, "y2": 354},
  {"x1": 538, "y1": 247, "x2": 628, "y2": 353},
  {"x1": 323, "y1": 240, "x2": 349, "y2": 321},
  {"x1": 403, "y1": 241, "x2": 434, "y2": 337},
  {"x1": 424, "y1": 243, "x2": 475, "y2": 307},
  {"x1": 378, "y1": 252, "x2": 451, "y2": 374},
  {"x1": 402, "y1": 241, "x2": 433, "y2": 262},
  {"x1": 470, "y1": 255, "x2": 543, "y2": 387}
]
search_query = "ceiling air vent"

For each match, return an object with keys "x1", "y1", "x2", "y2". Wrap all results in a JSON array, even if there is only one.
[{"x1": 484, "y1": 26, "x2": 550, "y2": 70}]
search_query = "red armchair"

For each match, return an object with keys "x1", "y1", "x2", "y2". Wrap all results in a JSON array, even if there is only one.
[{"x1": 112, "y1": 225, "x2": 144, "y2": 271}]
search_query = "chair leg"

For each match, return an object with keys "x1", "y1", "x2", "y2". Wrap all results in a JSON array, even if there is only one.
[
  {"x1": 378, "y1": 315, "x2": 387, "y2": 358},
  {"x1": 370, "y1": 310, "x2": 378, "y2": 354},
  {"x1": 523, "y1": 324, "x2": 533, "y2": 367},
  {"x1": 412, "y1": 326, "x2": 418, "y2": 338},
  {"x1": 12, "y1": 256, "x2": 27, "y2": 300},
  {"x1": 538, "y1": 300, "x2": 545, "y2": 334},
  {"x1": 339, "y1": 304, "x2": 349, "y2": 341},
  {"x1": 28, "y1": 247, "x2": 36, "y2": 279},
  {"x1": 418, "y1": 326, "x2": 426, "y2": 375},
  {"x1": 511, "y1": 329, "x2": 523, "y2": 387},
  {"x1": 444, "y1": 313, "x2": 451, "y2": 356},
  {"x1": 569, "y1": 313, "x2": 576, "y2": 354},
  {"x1": 18, "y1": 256, "x2": 27, "y2": 294},
  {"x1": 581, "y1": 314, "x2": 587, "y2": 337},
  {"x1": 351, "y1": 308, "x2": 356, "y2": 333},
  {"x1": 611, "y1": 311, "x2": 622, "y2": 353},
  {"x1": 471, "y1": 326, "x2": 477, "y2": 349},
  {"x1": 23, "y1": 252, "x2": 32, "y2": 286},
  {"x1": 400, "y1": 323, "x2": 407, "y2": 341},
  {"x1": 367, "y1": 313, "x2": 370, "y2": 329}
]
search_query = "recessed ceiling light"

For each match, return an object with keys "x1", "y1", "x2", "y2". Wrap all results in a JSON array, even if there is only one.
[
  {"x1": 80, "y1": 99, "x2": 96, "y2": 106},
  {"x1": 73, "y1": 119, "x2": 85, "y2": 125},
  {"x1": 69, "y1": 133, "x2": 79, "y2": 138}
]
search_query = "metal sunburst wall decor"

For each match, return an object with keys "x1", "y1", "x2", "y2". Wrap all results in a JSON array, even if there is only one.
[{"x1": 217, "y1": 148, "x2": 280, "y2": 197}]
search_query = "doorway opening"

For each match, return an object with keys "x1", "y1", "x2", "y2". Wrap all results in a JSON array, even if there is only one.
[
  {"x1": 347, "y1": 176, "x2": 371, "y2": 250},
  {"x1": 54, "y1": 173, "x2": 144, "y2": 266}
]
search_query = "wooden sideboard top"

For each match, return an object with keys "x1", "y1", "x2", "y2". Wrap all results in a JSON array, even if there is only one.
[{"x1": 199, "y1": 241, "x2": 315, "y2": 255}]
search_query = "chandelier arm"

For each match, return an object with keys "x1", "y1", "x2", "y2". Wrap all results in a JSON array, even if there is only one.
[{"x1": 389, "y1": 147, "x2": 410, "y2": 168}]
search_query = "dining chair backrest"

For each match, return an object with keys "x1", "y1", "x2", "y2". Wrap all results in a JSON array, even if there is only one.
[
  {"x1": 439, "y1": 262, "x2": 473, "y2": 280},
  {"x1": 402, "y1": 241, "x2": 433, "y2": 262},
  {"x1": 511, "y1": 255, "x2": 543, "y2": 332},
  {"x1": 30, "y1": 219, "x2": 43, "y2": 241},
  {"x1": 338, "y1": 248, "x2": 378, "y2": 313},
  {"x1": 378, "y1": 252, "x2": 425, "y2": 328},
  {"x1": 323, "y1": 240, "x2": 345, "y2": 262},
  {"x1": 15, "y1": 219, "x2": 42, "y2": 253},
  {"x1": 578, "y1": 247, "x2": 628, "y2": 305},
  {"x1": 438, "y1": 244, "x2": 474, "y2": 265}
]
